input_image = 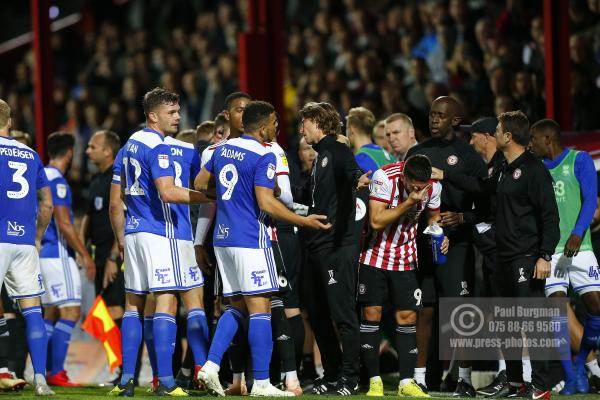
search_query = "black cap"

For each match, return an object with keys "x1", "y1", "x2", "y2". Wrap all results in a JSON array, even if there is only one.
[{"x1": 460, "y1": 117, "x2": 498, "y2": 135}]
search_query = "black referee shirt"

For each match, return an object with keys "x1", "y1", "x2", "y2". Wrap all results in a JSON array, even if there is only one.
[
  {"x1": 406, "y1": 134, "x2": 487, "y2": 239},
  {"x1": 495, "y1": 150, "x2": 560, "y2": 261},
  {"x1": 86, "y1": 167, "x2": 114, "y2": 250}
]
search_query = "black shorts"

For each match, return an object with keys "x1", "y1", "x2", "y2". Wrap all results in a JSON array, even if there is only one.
[
  {"x1": 1, "y1": 287, "x2": 17, "y2": 314},
  {"x1": 416, "y1": 238, "x2": 475, "y2": 305},
  {"x1": 276, "y1": 229, "x2": 302, "y2": 308},
  {"x1": 272, "y1": 240, "x2": 291, "y2": 295},
  {"x1": 496, "y1": 255, "x2": 545, "y2": 298},
  {"x1": 357, "y1": 264, "x2": 422, "y2": 311},
  {"x1": 94, "y1": 252, "x2": 126, "y2": 308}
]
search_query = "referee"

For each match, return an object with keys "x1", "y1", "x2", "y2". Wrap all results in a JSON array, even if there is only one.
[
  {"x1": 297, "y1": 102, "x2": 369, "y2": 395},
  {"x1": 82, "y1": 130, "x2": 125, "y2": 326}
]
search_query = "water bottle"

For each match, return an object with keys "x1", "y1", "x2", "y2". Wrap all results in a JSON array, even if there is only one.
[{"x1": 424, "y1": 223, "x2": 447, "y2": 265}]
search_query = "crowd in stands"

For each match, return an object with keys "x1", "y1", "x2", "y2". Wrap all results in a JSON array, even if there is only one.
[{"x1": 2, "y1": 0, "x2": 600, "y2": 186}]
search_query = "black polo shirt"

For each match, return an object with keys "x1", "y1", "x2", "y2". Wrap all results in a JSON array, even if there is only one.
[{"x1": 86, "y1": 167, "x2": 114, "y2": 253}]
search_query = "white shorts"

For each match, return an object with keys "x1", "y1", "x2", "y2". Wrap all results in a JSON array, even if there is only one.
[
  {"x1": 214, "y1": 246, "x2": 279, "y2": 297},
  {"x1": 124, "y1": 232, "x2": 203, "y2": 293},
  {"x1": 545, "y1": 251, "x2": 600, "y2": 296},
  {"x1": 40, "y1": 257, "x2": 81, "y2": 307},
  {"x1": 0, "y1": 243, "x2": 45, "y2": 299}
]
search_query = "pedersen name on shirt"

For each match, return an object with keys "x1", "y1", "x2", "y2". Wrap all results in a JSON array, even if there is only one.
[
  {"x1": 0, "y1": 147, "x2": 34, "y2": 160},
  {"x1": 220, "y1": 147, "x2": 245, "y2": 161}
]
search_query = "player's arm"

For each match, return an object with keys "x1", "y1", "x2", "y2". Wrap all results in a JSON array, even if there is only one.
[
  {"x1": 256, "y1": 186, "x2": 331, "y2": 230},
  {"x1": 275, "y1": 173, "x2": 293, "y2": 208},
  {"x1": 35, "y1": 187, "x2": 53, "y2": 250},
  {"x1": 369, "y1": 185, "x2": 430, "y2": 231},
  {"x1": 109, "y1": 182, "x2": 125, "y2": 256},
  {"x1": 80, "y1": 214, "x2": 90, "y2": 244},
  {"x1": 156, "y1": 175, "x2": 210, "y2": 204},
  {"x1": 565, "y1": 152, "x2": 598, "y2": 257},
  {"x1": 54, "y1": 205, "x2": 95, "y2": 280}
]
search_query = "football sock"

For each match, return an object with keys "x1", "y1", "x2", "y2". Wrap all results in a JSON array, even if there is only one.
[
  {"x1": 396, "y1": 324, "x2": 417, "y2": 381},
  {"x1": 50, "y1": 319, "x2": 76, "y2": 375},
  {"x1": 120, "y1": 310, "x2": 142, "y2": 385},
  {"x1": 143, "y1": 316, "x2": 157, "y2": 376},
  {"x1": 271, "y1": 300, "x2": 296, "y2": 374},
  {"x1": 248, "y1": 313, "x2": 272, "y2": 381},
  {"x1": 459, "y1": 367, "x2": 472, "y2": 385},
  {"x1": 207, "y1": 308, "x2": 244, "y2": 366},
  {"x1": 44, "y1": 319, "x2": 54, "y2": 373},
  {"x1": 22, "y1": 306, "x2": 48, "y2": 376},
  {"x1": 360, "y1": 320, "x2": 380, "y2": 378},
  {"x1": 154, "y1": 313, "x2": 177, "y2": 388},
  {"x1": 575, "y1": 315, "x2": 600, "y2": 370},
  {"x1": 287, "y1": 313, "x2": 304, "y2": 369},
  {"x1": 187, "y1": 308, "x2": 209, "y2": 366},
  {"x1": 414, "y1": 367, "x2": 427, "y2": 386}
]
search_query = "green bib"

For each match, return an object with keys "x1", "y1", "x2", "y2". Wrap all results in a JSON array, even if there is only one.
[
  {"x1": 549, "y1": 149, "x2": 592, "y2": 253},
  {"x1": 356, "y1": 146, "x2": 394, "y2": 168}
]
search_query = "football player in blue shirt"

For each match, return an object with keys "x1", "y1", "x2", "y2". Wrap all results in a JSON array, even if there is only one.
[
  {"x1": 108, "y1": 88, "x2": 210, "y2": 397},
  {"x1": 194, "y1": 101, "x2": 331, "y2": 397},
  {"x1": 0, "y1": 99, "x2": 54, "y2": 395},
  {"x1": 40, "y1": 132, "x2": 96, "y2": 387}
]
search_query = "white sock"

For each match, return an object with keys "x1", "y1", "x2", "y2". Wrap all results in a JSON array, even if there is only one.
[
  {"x1": 203, "y1": 360, "x2": 220, "y2": 374},
  {"x1": 34, "y1": 373, "x2": 47, "y2": 385},
  {"x1": 414, "y1": 368, "x2": 426, "y2": 386},
  {"x1": 498, "y1": 359, "x2": 506, "y2": 373},
  {"x1": 0, "y1": 367, "x2": 8, "y2": 374},
  {"x1": 587, "y1": 359, "x2": 600, "y2": 377},
  {"x1": 232, "y1": 372, "x2": 243, "y2": 382},
  {"x1": 459, "y1": 367, "x2": 472, "y2": 385},
  {"x1": 180, "y1": 367, "x2": 191, "y2": 377},
  {"x1": 399, "y1": 378, "x2": 412, "y2": 386},
  {"x1": 285, "y1": 370, "x2": 298, "y2": 383},
  {"x1": 254, "y1": 378, "x2": 270, "y2": 389},
  {"x1": 522, "y1": 357, "x2": 532, "y2": 382}
]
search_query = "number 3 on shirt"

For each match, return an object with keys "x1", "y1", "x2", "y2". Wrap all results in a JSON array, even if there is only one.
[
  {"x1": 219, "y1": 163, "x2": 238, "y2": 200},
  {"x1": 7, "y1": 161, "x2": 29, "y2": 199}
]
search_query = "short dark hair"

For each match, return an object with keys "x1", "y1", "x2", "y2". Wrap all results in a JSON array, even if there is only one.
[
  {"x1": 530, "y1": 118, "x2": 561, "y2": 139},
  {"x1": 242, "y1": 101, "x2": 275, "y2": 133},
  {"x1": 214, "y1": 112, "x2": 229, "y2": 127},
  {"x1": 97, "y1": 130, "x2": 120, "y2": 158},
  {"x1": 142, "y1": 87, "x2": 179, "y2": 116},
  {"x1": 47, "y1": 131, "x2": 75, "y2": 159},
  {"x1": 299, "y1": 102, "x2": 341, "y2": 136},
  {"x1": 404, "y1": 155, "x2": 432, "y2": 182},
  {"x1": 498, "y1": 110, "x2": 530, "y2": 146},
  {"x1": 225, "y1": 92, "x2": 252, "y2": 110}
]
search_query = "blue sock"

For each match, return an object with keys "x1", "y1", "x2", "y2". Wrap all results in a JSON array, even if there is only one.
[
  {"x1": 51, "y1": 319, "x2": 76, "y2": 375},
  {"x1": 555, "y1": 316, "x2": 575, "y2": 380},
  {"x1": 207, "y1": 308, "x2": 244, "y2": 366},
  {"x1": 143, "y1": 316, "x2": 158, "y2": 377},
  {"x1": 22, "y1": 306, "x2": 48, "y2": 375},
  {"x1": 154, "y1": 313, "x2": 177, "y2": 388},
  {"x1": 187, "y1": 308, "x2": 209, "y2": 366},
  {"x1": 575, "y1": 315, "x2": 600, "y2": 369},
  {"x1": 120, "y1": 310, "x2": 142, "y2": 385},
  {"x1": 44, "y1": 319, "x2": 54, "y2": 373},
  {"x1": 248, "y1": 313, "x2": 273, "y2": 381}
]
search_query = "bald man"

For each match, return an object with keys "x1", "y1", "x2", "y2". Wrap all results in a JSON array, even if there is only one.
[{"x1": 406, "y1": 96, "x2": 487, "y2": 396}]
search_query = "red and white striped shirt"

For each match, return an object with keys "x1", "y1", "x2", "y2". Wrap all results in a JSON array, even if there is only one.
[
  {"x1": 265, "y1": 141, "x2": 291, "y2": 242},
  {"x1": 359, "y1": 162, "x2": 441, "y2": 271}
]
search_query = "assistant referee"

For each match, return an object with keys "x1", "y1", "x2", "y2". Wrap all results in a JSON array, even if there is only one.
[{"x1": 81, "y1": 130, "x2": 125, "y2": 326}]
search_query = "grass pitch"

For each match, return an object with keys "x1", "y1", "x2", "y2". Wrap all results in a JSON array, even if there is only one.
[{"x1": 3, "y1": 386, "x2": 600, "y2": 399}]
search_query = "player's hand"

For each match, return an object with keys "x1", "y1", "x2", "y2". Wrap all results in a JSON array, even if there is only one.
[
  {"x1": 431, "y1": 167, "x2": 444, "y2": 180},
  {"x1": 273, "y1": 181, "x2": 281, "y2": 198},
  {"x1": 441, "y1": 236, "x2": 450, "y2": 254},
  {"x1": 103, "y1": 258, "x2": 118, "y2": 289},
  {"x1": 439, "y1": 211, "x2": 464, "y2": 228},
  {"x1": 83, "y1": 254, "x2": 96, "y2": 281},
  {"x1": 304, "y1": 214, "x2": 333, "y2": 230},
  {"x1": 116, "y1": 236, "x2": 125, "y2": 260},
  {"x1": 564, "y1": 234, "x2": 582, "y2": 258},
  {"x1": 195, "y1": 245, "x2": 213, "y2": 276},
  {"x1": 407, "y1": 184, "x2": 431, "y2": 205},
  {"x1": 356, "y1": 171, "x2": 371, "y2": 191},
  {"x1": 533, "y1": 258, "x2": 551, "y2": 280}
]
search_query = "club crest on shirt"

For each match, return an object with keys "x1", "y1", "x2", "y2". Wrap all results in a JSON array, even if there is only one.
[
  {"x1": 94, "y1": 196, "x2": 103, "y2": 210},
  {"x1": 321, "y1": 156, "x2": 328, "y2": 168},
  {"x1": 513, "y1": 168, "x2": 522, "y2": 179},
  {"x1": 267, "y1": 163, "x2": 276, "y2": 179},
  {"x1": 56, "y1": 184, "x2": 67, "y2": 199},
  {"x1": 447, "y1": 155, "x2": 458, "y2": 165},
  {"x1": 158, "y1": 154, "x2": 169, "y2": 169}
]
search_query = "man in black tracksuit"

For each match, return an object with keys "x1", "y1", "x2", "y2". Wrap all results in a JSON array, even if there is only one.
[
  {"x1": 295, "y1": 102, "x2": 368, "y2": 395},
  {"x1": 406, "y1": 96, "x2": 487, "y2": 395},
  {"x1": 491, "y1": 111, "x2": 559, "y2": 398}
]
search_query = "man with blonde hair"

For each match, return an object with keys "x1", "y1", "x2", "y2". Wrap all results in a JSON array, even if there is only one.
[
  {"x1": 346, "y1": 107, "x2": 393, "y2": 175},
  {"x1": 385, "y1": 113, "x2": 418, "y2": 161}
]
